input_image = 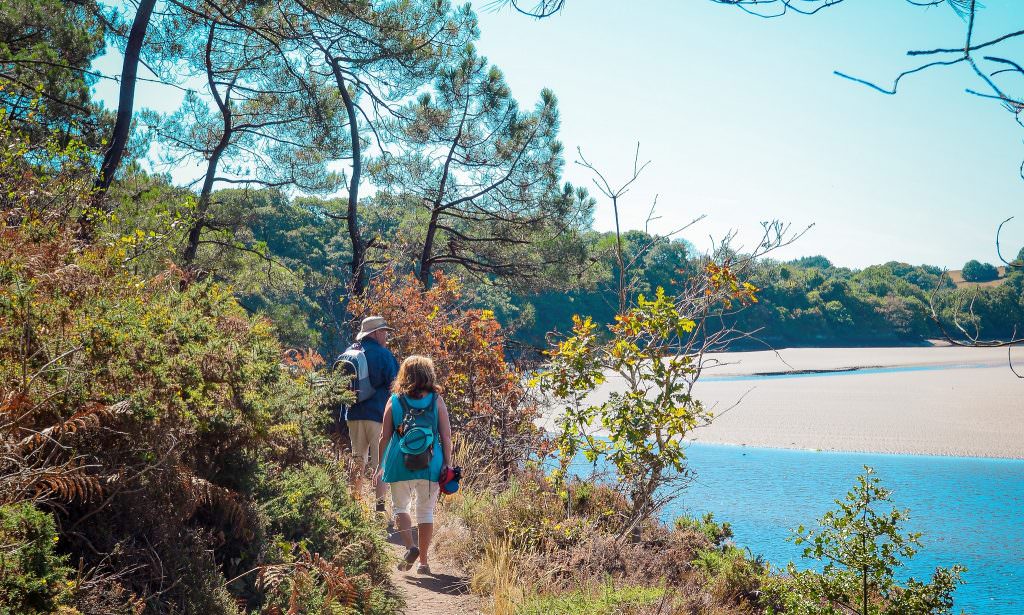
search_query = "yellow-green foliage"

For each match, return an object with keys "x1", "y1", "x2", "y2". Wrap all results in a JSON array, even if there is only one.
[
  {"x1": 674, "y1": 513, "x2": 733, "y2": 548},
  {"x1": 517, "y1": 583, "x2": 668, "y2": 615},
  {"x1": 764, "y1": 467, "x2": 965, "y2": 615},
  {"x1": 537, "y1": 288, "x2": 714, "y2": 529},
  {"x1": 439, "y1": 474, "x2": 764, "y2": 615},
  {"x1": 253, "y1": 463, "x2": 400, "y2": 615},
  {"x1": 444, "y1": 477, "x2": 606, "y2": 556}
]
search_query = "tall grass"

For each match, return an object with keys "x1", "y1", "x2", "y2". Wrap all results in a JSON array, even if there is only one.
[{"x1": 470, "y1": 537, "x2": 526, "y2": 615}]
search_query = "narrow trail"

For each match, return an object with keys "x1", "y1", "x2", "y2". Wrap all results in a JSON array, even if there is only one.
[
  {"x1": 349, "y1": 458, "x2": 482, "y2": 613},
  {"x1": 388, "y1": 539, "x2": 483, "y2": 615}
]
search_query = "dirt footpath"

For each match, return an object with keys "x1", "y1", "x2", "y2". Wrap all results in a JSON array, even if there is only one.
[{"x1": 388, "y1": 541, "x2": 483, "y2": 615}]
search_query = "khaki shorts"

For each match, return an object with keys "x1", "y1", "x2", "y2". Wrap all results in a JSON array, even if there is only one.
[
  {"x1": 347, "y1": 419, "x2": 382, "y2": 468},
  {"x1": 390, "y1": 479, "x2": 439, "y2": 524}
]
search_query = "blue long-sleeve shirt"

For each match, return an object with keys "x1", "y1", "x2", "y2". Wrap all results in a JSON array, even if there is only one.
[{"x1": 343, "y1": 337, "x2": 398, "y2": 423}]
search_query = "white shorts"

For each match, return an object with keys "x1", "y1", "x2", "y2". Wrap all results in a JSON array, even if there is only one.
[
  {"x1": 347, "y1": 419, "x2": 381, "y2": 468},
  {"x1": 389, "y1": 479, "x2": 439, "y2": 524}
]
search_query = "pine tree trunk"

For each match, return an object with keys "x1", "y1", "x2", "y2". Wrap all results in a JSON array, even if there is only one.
[
  {"x1": 182, "y1": 22, "x2": 232, "y2": 269},
  {"x1": 419, "y1": 208, "x2": 441, "y2": 287},
  {"x1": 93, "y1": 0, "x2": 156, "y2": 197},
  {"x1": 331, "y1": 59, "x2": 366, "y2": 296},
  {"x1": 81, "y1": 0, "x2": 156, "y2": 242}
]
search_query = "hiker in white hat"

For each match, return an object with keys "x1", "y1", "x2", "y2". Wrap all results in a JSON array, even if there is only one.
[{"x1": 335, "y1": 316, "x2": 398, "y2": 511}]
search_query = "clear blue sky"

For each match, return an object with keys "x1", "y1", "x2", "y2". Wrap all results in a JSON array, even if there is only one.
[{"x1": 93, "y1": 0, "x2": 1024, "y2": 269}]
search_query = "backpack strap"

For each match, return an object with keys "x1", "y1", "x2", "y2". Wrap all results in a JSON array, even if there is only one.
[
  {"x1": 396, "y1": 395, "x2": 418, "y2": 436},
  {"x1": 395, "y1": 394, "x2": 438, "y2": 440},
  {"x1": 391, "y1": 394, "x2": 403, "y2": 429},
  {"x1": 396, "y1": 394, "x2": 411, "y2": 415}
]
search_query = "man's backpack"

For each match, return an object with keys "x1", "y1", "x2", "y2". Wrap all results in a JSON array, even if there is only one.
[
  {"x1": 334, "y1": 343, "x2": 376, "y2": 404},
  {"x1": 396, "y1": 395, "x2": 436, "y2": 471}
]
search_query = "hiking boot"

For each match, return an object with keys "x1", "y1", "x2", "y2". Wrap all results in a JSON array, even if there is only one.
[
  {"x1": 397, "y1": 547, "x2": 419, "y2": 572},
  {"x1": 416, "y1": 563, "x2": 432, "y2": 575}
]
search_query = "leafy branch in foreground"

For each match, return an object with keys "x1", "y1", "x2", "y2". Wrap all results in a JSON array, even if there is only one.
[{"x1": 537, "y1": 256, "x2": 765, "y2": 537}]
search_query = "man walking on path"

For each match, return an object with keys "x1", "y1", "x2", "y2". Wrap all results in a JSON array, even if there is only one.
[{"x1": 344, "y1": 316, "x2": 399, "y2": 512}]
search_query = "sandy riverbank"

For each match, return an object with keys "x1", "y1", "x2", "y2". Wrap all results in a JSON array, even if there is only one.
[{"x1": 541, "y1": 346, "x2": 1024, "y2": 459}]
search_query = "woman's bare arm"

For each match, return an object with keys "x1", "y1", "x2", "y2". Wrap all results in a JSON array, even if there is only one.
[
  {"x1": 377, "y1": 398, "x2": 394, "y2": 474},
  {"x1": 437, "y1": 396, "x2": 453, "y2": 468}
]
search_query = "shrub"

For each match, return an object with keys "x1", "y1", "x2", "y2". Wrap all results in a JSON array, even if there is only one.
[
  {"x1": 675, "y1": 512, "x2": 734, "y2": 549},
  {"x1": 691, "y1": 546, "x2": 762, "y2": 606},
  {"x1": 769, "y1": 466, "x2": 965, "y2": 615},
  {"x1": 437, "y1": 473, "x2": 761, "y2": 614},
  {"x1": 961, "y1": 260, "x2": 999, "y2": 282},
  {"x1": 258, "y1": 463, "x2": 395, "y2": 588},
  {"x1": 517, "y1": 583, "x2": 669, "y2": 615},
  {"x1": 0, "y1": 503, "x2": 75, "y2": 615},
  {"x1": 538, "y1": 278, "x2": 758, "y2": 533},
  {"x1": 348, "y1": 268, "x2": 545, "y2": 476}
]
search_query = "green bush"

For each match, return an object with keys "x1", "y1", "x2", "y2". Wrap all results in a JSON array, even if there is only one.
[
  {"x1": 679, "y1": 513, "x2": 761, "y2": 606},
  {"x1": 260, "y1": 463, "x2": 392, "y2": 580},
  {"x1": 0, "y1": 114, "x2": 393, "y2": 615},
  {"x1": 674, "y1": 512, "x2": 733, "y2": 549},
  {"x1": 692, "y1": 546, "x2": 761, "y2": 603},
  {"x1": 767, "y1": 466, "x2": 965, "y2": 615},
  {"x1": 961, "y1": 259, "x2": 999, "y2": 282},
  {"x1": 0, "y1": 503, "x2": 75, "y2": 615},
  {"x1": 517, "y1": 583, "x2": 668, "y2": 615},
  {"x1": 255, "y1": 463, "x2": 400, "y2": 614}
]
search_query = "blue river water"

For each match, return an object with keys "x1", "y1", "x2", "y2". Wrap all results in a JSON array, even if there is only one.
[{"x1": 664, "y1": 443, "x2": 1024, "y2": 614}]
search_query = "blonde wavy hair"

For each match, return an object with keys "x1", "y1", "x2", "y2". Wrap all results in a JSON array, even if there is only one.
[{"x1": 392, "y1": 355, "x2": 440, "y2": 398}]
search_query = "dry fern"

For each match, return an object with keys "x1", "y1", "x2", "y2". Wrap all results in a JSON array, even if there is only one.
[
  {"x1": 183, "y1": 473, "x2": 252, "y2": 540},
  {"x1": 255, "y1": 551, "x2": 372, "y2": 613},
  {"x1": 16, "y1": 401, "x2": 130, "y2": 454},
  {"x1": 34, "y1": 469, "x2": 103, "y2": 503}
]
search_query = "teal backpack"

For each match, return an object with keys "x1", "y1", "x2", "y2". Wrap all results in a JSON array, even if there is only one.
[{"x1": 396, "y1": 395, "x2": 437, "y2": 471}]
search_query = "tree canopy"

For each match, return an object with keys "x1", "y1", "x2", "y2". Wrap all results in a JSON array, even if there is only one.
[
  {"x1": 0, "y1": 0, "x2": 106, "y2": 143},
  {"x1": 962, "y1": 259, "x2": 1000, "y2": 282}
]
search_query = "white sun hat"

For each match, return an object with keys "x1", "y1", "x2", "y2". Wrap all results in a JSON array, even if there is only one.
[{"x1": 355, "y1": 316, "x2": 395, "y2": 341}]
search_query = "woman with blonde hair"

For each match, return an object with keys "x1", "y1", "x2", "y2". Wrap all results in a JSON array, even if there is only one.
[{"x1": 375, "y1": 355, "x2": 452, "y2": 574}]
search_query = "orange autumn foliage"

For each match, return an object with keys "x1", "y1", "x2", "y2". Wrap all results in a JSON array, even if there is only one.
[{"x1": 347, "y1": 268, "x2": 544, "y2": 473}]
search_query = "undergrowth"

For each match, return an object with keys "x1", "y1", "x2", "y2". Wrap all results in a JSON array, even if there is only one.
[
  {"x1": 433, "y1": 469, "x2": 765, "y2": 615},
  {"x1": 0, "y1": 113, "x2": 399, "y2": 614}
]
